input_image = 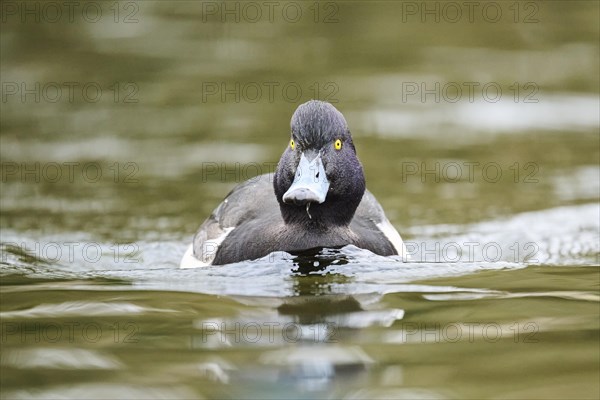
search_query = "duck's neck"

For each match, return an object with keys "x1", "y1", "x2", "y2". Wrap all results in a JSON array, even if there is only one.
[{"x1": 278, "y1": 194, "x2": 362, "y2": 229}]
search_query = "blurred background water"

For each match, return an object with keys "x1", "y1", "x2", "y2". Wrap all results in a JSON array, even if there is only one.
[{"x1": 1, "y1": 1, "x2": 599, "y2": 399}]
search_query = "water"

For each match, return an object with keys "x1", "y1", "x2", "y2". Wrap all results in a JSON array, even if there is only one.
[{"x1": 1, "y1": 1, "x2": 599, "y2": 399}]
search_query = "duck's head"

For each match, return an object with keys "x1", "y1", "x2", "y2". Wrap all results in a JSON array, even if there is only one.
[{"x1": 274, "y1": 100, "x2": 366, "y2": 226}]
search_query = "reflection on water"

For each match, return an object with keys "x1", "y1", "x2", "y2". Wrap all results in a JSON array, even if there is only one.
[
  {"x1": 1, "y1": 0, "x2": 599, "y2": 399},
  {"x1": 2, "y1": 206, "x2": 598, "y2": 398}
]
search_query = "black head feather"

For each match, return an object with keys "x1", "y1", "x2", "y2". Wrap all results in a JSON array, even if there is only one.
[
  {"x1": 290, "y1": 100, "x2": 352, "y2": 150},
  {"x1": 274, "y1": 100, "x2": 365, "y2": 227}
]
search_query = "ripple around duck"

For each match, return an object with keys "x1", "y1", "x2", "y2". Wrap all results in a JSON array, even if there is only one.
[
  {"x1": 0, "y1": 301, "x2": 177, "y2": 319},
  {"x1": 1, "y1": 348, "x2": 123, "y2": 370},
  {"x1": 1, "y1": 204, "x2": 598, "y2": 299}
]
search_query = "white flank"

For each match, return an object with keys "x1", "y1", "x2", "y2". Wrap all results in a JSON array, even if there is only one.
[
  {"x1": 179, "y1": 244, "x2": 208, "y2": 269},
  {"x1": 179, "y1": 227, "x2": 234, "y2": 269},
  {"x1": 376, "y1": 220, "x2": 410, "y2": 261}
]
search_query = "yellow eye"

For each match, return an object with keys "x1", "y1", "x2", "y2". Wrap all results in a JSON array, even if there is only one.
[
  {"x1": 334, "y1": 139, "x2": 342, "y2": 150},
  {"x1": 290, "y1": 139, "x2": 295, "y2": 150}
]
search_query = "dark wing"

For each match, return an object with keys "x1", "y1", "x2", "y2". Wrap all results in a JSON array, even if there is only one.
[{"x1": 181, "y1": 174, "x2": 278, "y2": 267}]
